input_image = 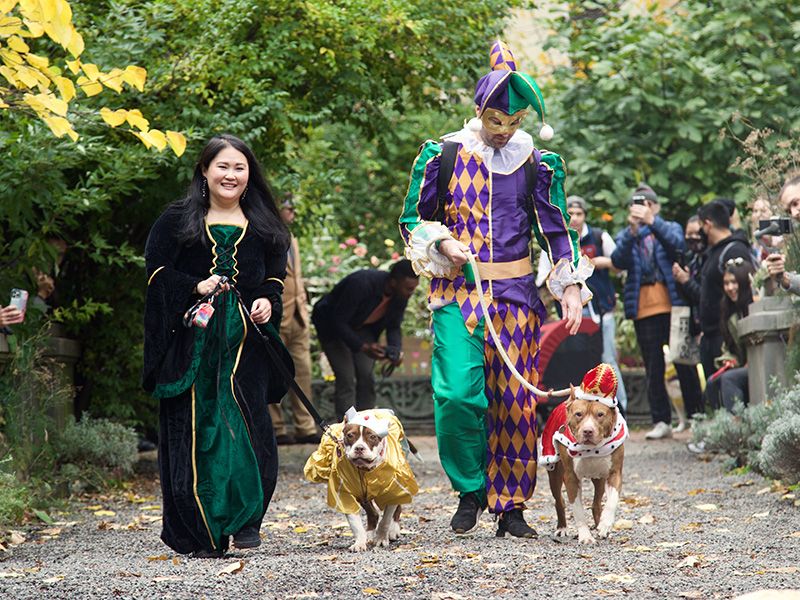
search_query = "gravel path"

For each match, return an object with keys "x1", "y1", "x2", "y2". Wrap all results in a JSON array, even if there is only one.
[{"x1": 1, "y1": 429, "x2": 799, "y2": 599}]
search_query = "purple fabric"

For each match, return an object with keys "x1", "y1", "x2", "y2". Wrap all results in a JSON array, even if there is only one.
[{"x1": 474, "y1": 70, "x2": 511, "y2": 114}]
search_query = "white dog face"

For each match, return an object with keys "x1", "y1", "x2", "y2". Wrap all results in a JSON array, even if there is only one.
[{"x1": 343, "y1": 423, "x2": 387, "y2": 470}]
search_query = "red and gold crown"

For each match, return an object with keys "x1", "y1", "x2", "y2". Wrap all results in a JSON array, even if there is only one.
[{"x1": 574, "y1": 363, "x2": 618, "y2": 408}]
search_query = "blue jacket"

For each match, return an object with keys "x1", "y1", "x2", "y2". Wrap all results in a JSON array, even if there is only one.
[{"x1": 611, "y1": 216, "x2": 686, "y2": 320}]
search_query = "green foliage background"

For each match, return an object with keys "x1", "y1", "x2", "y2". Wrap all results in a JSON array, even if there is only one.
[{"x1": 0, "y1": 0, "x2": 517, "y2": 433}]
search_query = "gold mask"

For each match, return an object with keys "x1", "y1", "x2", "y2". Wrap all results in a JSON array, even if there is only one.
[{"x1": 480, "y1": 108, "x2": 529, "y2": 135}]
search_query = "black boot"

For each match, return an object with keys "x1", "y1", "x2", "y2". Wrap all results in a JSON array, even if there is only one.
[
  {"x1": 450, "y1": 492, "x2": 486, "y2": 535},
  {"x1": 233, "y1": 524, "x2": 262, "y2": 549},
  {"x1": 496, "y1": 508, "x2": 537, "y2": 538}
]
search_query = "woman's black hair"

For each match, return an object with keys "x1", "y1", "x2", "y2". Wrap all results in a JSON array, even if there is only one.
[
  {"x1": 174, "y1": 134, "x2": 288, "y2": 250},
  {"x1": 719, "y1": 260, "x2": 755, "y2": 353}
]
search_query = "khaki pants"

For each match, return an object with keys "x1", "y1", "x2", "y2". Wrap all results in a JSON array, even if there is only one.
[{"x1": 268, "y1": 314, "x2": 316, "y2": 437}]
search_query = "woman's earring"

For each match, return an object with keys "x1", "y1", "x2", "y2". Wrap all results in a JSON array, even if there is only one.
[
  {"x1": 202, "y1": 178, "x2": 208, "y2": 200},
  {"x1": 240, "y1": 186, "x2": 248, "y2": 203}
]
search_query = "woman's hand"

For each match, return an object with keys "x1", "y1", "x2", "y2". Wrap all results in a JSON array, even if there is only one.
[
  {"x1": 251, "y1": 297, "x2": 272, "y2": 324},
  {"x1": 196, "y1": 274, "x2": 229, "y2": 296},
  {"x1": 0, "y1": 306, "x2": 24, "y2": 326}
]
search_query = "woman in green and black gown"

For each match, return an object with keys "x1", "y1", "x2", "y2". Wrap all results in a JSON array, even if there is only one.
[{"x1": 143, "y1": 134, "x2": 293, "y2": 558}]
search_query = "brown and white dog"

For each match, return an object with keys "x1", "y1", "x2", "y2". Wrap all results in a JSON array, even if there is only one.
[
  {"x1": 304, "y1": 407, "x2": 419, "y2": 552},
  {"x1": 538, "y1": 363, "x2": 628, "y2": 544}
]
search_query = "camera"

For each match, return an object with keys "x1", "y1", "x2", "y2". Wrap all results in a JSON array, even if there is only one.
[
  {"x1": 383, "y1": 346, "x2": 402, "y2": 362},
  {"x1": 756, "y1": 218, "x2": 793, "y2": 238},
  {"x1": 631, "y1": 197, "x2": 646, "y2": 206}
]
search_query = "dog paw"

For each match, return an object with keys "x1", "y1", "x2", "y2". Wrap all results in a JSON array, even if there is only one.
[
  {"x1": 596, "y1": 524, "x2": 611, "y2": 539},
  {"x1": 554, "y1": 527, "x2": 569, "y2": 538},
  {"x1": 388, "y1": 521, "x2": 401, "y2": 541},
  {"x1": 373, "y1": 534, "x2": 390, "y2": 548},
  {"x1": 349, "y1": 539, "x2": 369, "y2": 552},
  {"x1": 578, "y1": 530, "x2": 596, "y2": 545}
]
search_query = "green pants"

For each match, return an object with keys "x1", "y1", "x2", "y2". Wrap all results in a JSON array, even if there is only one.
[{"x1": 432, "y1": 302, "x2": 487, "y2": 504}]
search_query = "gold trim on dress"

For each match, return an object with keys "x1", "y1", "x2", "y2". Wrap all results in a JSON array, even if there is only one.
[
  {"x1": 191, "y1": 384, "x2": 217, "y2": 549},
  {"x1": 147, "y1": 266, "x2": 165, "y2": 286},
  {"x1": 264, "y1": 277, "x2": 285, "y2": 288}
]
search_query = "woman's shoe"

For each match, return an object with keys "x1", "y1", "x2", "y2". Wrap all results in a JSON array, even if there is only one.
[
  {"x1": 233, "y1": 524, "x2": 262, "y2": 549},
  {"x1": 496, "y1": 508, "x2": 537, "y2": 538}
]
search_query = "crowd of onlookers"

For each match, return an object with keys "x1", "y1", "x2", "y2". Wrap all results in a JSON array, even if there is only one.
[{"x1": 544, "y1": 175, "x2": 800, "y2": 448}]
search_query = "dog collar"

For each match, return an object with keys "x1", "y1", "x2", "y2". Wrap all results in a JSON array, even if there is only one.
[{"x1": 554, "y1": 410, "x2": 628, "y2": 459}]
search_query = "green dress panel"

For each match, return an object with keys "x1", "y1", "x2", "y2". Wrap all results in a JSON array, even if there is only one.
[{"x1": 158, "y1": 224, "x2": 263, "y2": 551}]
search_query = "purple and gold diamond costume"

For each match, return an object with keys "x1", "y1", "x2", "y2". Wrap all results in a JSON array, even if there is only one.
[{"x1": 399, "y1": 41, "x2": 589, "y2": 514}]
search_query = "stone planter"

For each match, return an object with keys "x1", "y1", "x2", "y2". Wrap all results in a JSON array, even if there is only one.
[{"x1": 738, "y1": 296, "x2": 800, "y2": 404}]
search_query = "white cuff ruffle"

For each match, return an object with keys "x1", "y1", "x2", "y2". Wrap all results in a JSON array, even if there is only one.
[
  {"x1": 547, "y1": 255, "x2": 594, "y2": 305},
  {"x1": 404, "y1": 222, "x2": 459, "y2": 279}
]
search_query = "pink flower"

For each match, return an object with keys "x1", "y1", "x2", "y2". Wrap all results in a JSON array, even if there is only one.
[
  {"x1": 332, "y1": 255, "x2": 341, "y2": 265},
  {"x1": 391, "y1": 251, "x2": 399, "y2": 260},
  {"x1": 370, "y1": 256, "x2": 380, "y2": 267},
  {"x1": 345, "y1": 237, "x2": 358, "y2": 247},
  {"x1": 354, "y1": 245, "x2": 367, "y2": 258},
  {"x1": 339, "y1": 243, "x2": 347, "y2": 249},
  {"x1": 328, "y1": 266, "x2": 339, "y2": 273},
  {"x1": 358, "y1": 225, "x2": 365, "y2": 231}
]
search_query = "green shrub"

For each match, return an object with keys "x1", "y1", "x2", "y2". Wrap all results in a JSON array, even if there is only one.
[
  {"x1": 756, "y1": 414, "x2": 800, "y2": 484},
  {"x1": 53, "y1": 415, "x2": 139, "y2": 488},
  {"x1": 0, "y1": 469, "x2": 29, "y2": 526}
]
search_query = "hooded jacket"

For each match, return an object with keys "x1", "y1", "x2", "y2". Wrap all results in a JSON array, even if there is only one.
[
  {"x1": 698, "y1": 231, "x2": 753, "y2": 336},
  {"x1": 303, "y1": 410, "x2": 419, "y2": 514}
]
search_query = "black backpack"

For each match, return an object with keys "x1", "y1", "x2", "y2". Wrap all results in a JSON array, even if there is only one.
[{"x1": 434, "y1": 141, "x2": 538, "y2": 224}]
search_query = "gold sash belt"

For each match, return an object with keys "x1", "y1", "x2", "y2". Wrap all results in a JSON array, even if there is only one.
[{"x1": 474, "y1": 256, "x2": 532, "y2": 280}]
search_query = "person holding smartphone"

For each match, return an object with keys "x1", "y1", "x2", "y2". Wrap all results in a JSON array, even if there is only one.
[{"x1": 764, "y1": 174, "x2": 800, "y2": 295}]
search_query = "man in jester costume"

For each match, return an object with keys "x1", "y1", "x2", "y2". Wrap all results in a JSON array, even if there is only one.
[{"x1": 399, "y1": 41, "x2": 593, "y2": 537}]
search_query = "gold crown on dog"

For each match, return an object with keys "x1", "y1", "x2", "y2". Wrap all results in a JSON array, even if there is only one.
[
  {"x1": 574, "y1": 363, "x2": 618, "y2": 408},
  {"x1": 344, "y1": 406, "x2": 390, "y2": 438}
]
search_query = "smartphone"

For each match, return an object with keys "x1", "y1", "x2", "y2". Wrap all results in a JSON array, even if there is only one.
[
  {"x1": 758, "y1": 218, "x2": 793, "y2": 235},
  {"x1": 9, "y1": 288, "x2": 28, "y2": 316}
]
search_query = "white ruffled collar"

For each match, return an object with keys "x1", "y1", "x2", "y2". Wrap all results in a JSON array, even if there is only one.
[{"x1": 443, "y1": 125, "x2": 534, "y2": 175}]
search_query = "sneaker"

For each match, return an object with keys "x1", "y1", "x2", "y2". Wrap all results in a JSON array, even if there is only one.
[
  {"x1": 450, "y1": 492, "x2": 485, "y2": 535},
  {"x1": 233, "y1": 524, "x2": 261, "y2": 549},
  {"x1": 672, "y1": 421, "x2": 688, "y2": 434},
  {"x1": 687, "y1": 440, "x2": 707, "y2": 454},
  {"x1": 645, "y1": 421, "x2": 673, "y2": 440},
  {"x1": 496, "y1": 508, "x2": 537, "y2": 539}
]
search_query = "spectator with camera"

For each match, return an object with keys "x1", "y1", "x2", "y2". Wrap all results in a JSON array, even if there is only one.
[
  {"x1": 764, "y1": 174, "x2": 800, "y2": 295},
  {"x1": 696, "y1": 199, "x2": 755, "y2": 406},
  {"x1": 670, "y1": 214, "x2": 706, "y2": 418},
  {"x1": 312, "y1": 258, "x2": 419, "y2": 420},
  {"x1": 611, "y1": 184, "x2": 702, "y2": 439}
]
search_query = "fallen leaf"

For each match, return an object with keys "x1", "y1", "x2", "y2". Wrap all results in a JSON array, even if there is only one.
[
  {"x1": 638, "y1": 514, "x2": 655, "y2": 525},
  {"x1": 332, "y1": 522, "x2": 350, "y2": 530},
  {"x1": 316, "y1": 555, "x2": 337, "y2": 561},
  {"x1": 694, "y1": 504, "x2": 718, "y2": 512},
  {"x1": 756, "y1": 486, "x2": 771, "y2": 495},
  {"x1": 687, "y1": 489, "x2": 706, "y2": 496},
  {"x1": 140, "y1": 505, "x2": 161, "y2": 511},
  {"x1": 752, "y1": 511, "x2": 770, "y2": 519},
  {"x1": 765, "y1": 566, "x2": 799, "y2": 574},
  {"x1": 731, "y1": 480, "x2": 754, "y2": 488},
  {"x1": 22, "y1": 567, "x2": 40, "y2": 574},
  {"x1": 420, "y1": 554, "x2": 439, "y2": 564},
  {"x1": 623, "y1": 545, "x2": 653, "y2": 553},
  {"x1": 217, "y1": 560, "x2": 245, "y2": 576},
  {"x1": 146, "y1": 555, "x2": 169, "y2": 562},
  {"x1": 681, "y1": 522, "x2": 703, "y2": 532},
  {"x1": 362, "y1": 589, "x2": 381, "y2": 596},
  {"x1": 97, "y1": 521, "x2": 117, "y2": 531},
  {"x1": 657, "y1": 541, "x2": 689, "y2": 548},
  {"x1": 85, "y1": 505, "x2": 103, "y2": 511},
  {"x1": 286, "y1": 594, "x2": 319, "y2": 599},
  {"x1": 153, "y1": 576, "x2": 182, "y2": 582},
  {"x1": 431, "y1": 594, "x2": 467, "y2": 600},
  {"x1": 788, "y1": 532, "x2": 800, "y2": 538},
  {"x1": 677, "y1": 591, "x2": 703, "y2": 599},
  {"x1": 9, "y1": 532, "x2": 25, "y2": 545},
  {"x1": 596, "y1": 574, "x2": 635, "y2": 583},
  {"x1": 93, "y1": 510, "x2": 116, "y2": 517},
  {"x1": 172, "y1": 557, "x2": 180, "y2": 566},
  {"x1": 293, "y1": 526, "x2": 309, "y2": 534},
  {"x1": 677, "y1": 555, "x2": 704, "y2": 568},
  {"x1": 612, "y1": 519, "x2": 633, "y2": 531},
  {"x1": 0, "y1": 571, "x2": 25, "y2": 578},
  {"x1": 117, "y1": 571, "x2": 142, "y2": 578},
  {"x1": 595, "y1": 590, "x2": 625, "y2": 597},
  {"x1": 42, "y1": 575, "x2": 65, "y2": 583},
  {"x1": 40, "y1": 527, "x2": 62, "y2": 536}
]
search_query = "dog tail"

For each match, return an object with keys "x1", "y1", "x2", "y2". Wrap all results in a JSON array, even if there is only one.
[{"x1": 405, "y1": 438, "x2": 424, "y2": 463}]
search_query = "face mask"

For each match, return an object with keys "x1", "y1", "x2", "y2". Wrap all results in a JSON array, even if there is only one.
[
  {"x1": 480, "y1": 108, "x2": 528, "y2": 136},
  {"x1": 686, "y1": 237, "x2": 705, "y2": 254}
]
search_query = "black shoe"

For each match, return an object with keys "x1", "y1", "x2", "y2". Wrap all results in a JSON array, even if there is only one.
[
  {"x1": 496, "y1": 508, "x2": 537, "y2": 539},
  {"x1": 450, "y1": 492, "x2": 485, "y2": 535},
  {"x1": 233, "y1": 524, "x2": 261, "y2": 549},
  {"x1": 190, "y1": 548, "x2": 225, "y2": 558},
  {"x1": 275, "y1": 433, "x2": 295, "y2": 446},
  {"x1": 295, "y1": 432, "x2": 322, "y2": 445}
]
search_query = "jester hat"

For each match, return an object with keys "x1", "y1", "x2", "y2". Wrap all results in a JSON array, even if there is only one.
[
  {"x1": 573, "y1": 363, "x2": 619, "y2": 408},
  {"x1": 473, "y1": 40, "x2": 553, "y2": 141}
]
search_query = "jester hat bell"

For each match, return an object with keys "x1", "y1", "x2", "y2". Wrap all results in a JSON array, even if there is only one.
[
  {"x1": 473, "y1": 40, "x2": 553, "y2": 141},
  {"x1": 573, "y1": 363, "x2": 619, "y2": 408}
]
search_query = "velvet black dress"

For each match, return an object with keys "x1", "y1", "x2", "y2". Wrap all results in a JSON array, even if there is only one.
[{"x1": 143, "y1": 206, "x2": 293, "y2": 554}]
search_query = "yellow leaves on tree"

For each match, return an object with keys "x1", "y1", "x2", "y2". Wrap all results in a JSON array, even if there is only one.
[{"x1": 0, "y1": 0, "x2": 185, "y2": 156}]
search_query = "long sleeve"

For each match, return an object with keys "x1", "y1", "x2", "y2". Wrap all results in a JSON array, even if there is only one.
[
  {"x1": 328, "y1": 282, "x2": 371, "y2": 353},
  {"x1": 384, "y1": 298, "x2": 408, "y2": 350},
  {"x1": 533, "y1": 151, "x2": 580, "y2": 268},
  {"x1": 247, "y1": 237, "x2": 288, "y2": 327},
  {"x1": 650, "y1": 216, "x2": 684, "y2": 262},
  {"x1": 399, "y1": 140, "x2": 443, "y2": 243},
  {"x1": 611, "y1": 228, "x2": 636, "y2": 270}
]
